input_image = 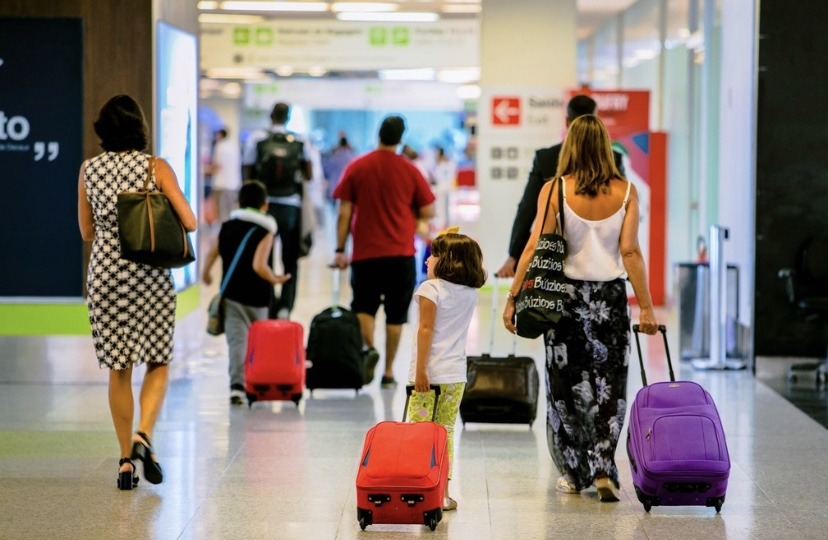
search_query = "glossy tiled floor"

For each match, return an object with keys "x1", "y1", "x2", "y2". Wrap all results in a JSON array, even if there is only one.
[{"x1": 2, "y1": 209, "x2": 827, "y2": 539}]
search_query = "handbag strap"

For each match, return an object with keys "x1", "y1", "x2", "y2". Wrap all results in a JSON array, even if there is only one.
[
  {"x1": 539, "y1": 177, "x2": 565, "y2": 235},
  {"x1": 143, "y1": 156, "x2": 155, "y2": 192},
  {"x1": 219, "y1": 228, "x2": 257, "y2": 295}
]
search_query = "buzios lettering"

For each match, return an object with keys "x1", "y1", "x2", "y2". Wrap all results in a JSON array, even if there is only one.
[
  {"x1": 515, "y1": 296, "x2": 564, "y2": 313},
  {"x1": 536, "y1": 238, "x2": 565, "y2": 253},
  {"x1": 0, "y1": 111, "x2": 30, "y2": 141},
  {"x1": 528, "y1": 256, "x2": 563, "y2": 271},
  {"x1": 533, "y1": 276, "x2": 567, "y2": 293}
]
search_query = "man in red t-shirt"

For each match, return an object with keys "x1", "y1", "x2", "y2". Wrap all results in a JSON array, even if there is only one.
[{"x1": 332, "y1": 115, "x2": 436, "y2": 388}]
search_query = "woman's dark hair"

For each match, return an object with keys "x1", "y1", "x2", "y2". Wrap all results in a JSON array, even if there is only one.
[
  {"x1": 93, "y1": 95, "x2": 149, "y2": 152},
  {"x1": 238, "y1": 180, "x2": 268, "y2": 209},
  {"x1": 430, "y1": 233, "x2": 487, "y2": 289},
  {"x1": 556, "y1": 114, "x2": 623, "y2": 196}
]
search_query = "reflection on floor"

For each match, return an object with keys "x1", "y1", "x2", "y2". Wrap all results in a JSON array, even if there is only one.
[
  {"x1": 2, "y1": 204, "x2": 827, "y2": 539},
  {"x1": 755, "y1": 357, "x2": 828, "y2": 429}
]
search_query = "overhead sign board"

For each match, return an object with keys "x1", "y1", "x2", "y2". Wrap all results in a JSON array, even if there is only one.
[{"x1": 200, "y1": 19, "x2": 479, "y2": 71}]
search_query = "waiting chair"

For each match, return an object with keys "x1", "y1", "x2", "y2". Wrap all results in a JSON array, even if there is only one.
[{"x1": 778, "y1": 235, "x2": 828, "y2": 385}]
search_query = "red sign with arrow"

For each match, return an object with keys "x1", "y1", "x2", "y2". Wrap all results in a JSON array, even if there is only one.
[{"x1": 491, "y1": 96, "x2": 520, "y2": 126}]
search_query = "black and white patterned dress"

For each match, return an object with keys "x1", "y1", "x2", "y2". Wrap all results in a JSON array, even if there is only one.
[{"x1": 84, "y1": 151, "x2": 176, "y2": 370}]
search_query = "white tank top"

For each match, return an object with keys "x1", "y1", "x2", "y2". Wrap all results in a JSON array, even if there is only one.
[{"x1": 561, "y1": 177, "x2": 631, "y2": 281}]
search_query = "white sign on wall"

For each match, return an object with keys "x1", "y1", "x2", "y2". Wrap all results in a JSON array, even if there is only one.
[
  {"x1": 243, "y1": 79, "x2": 464, "y2": 111},
  {"x1": 201, "y1": 20, "x2": 479, "y2": 71},
  {"x1": 476, "y1": 87, "x2": 565, "y2": 268}
]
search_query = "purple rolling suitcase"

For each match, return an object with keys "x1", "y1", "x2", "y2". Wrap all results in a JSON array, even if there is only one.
[{"x1": 626, "y1": 325, "x2": 730, "y2": 513}]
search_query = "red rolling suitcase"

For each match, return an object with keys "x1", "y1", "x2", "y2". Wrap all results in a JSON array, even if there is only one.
[
  {"x1": 627, "y1": 325, "x2": 730, "y2": 513},
  {"x1": 356, "y1": 386, "x2": 448, "y2": 531},
  {"x1": 244, "y1": 320, "x2": 305, "y2": 407}
]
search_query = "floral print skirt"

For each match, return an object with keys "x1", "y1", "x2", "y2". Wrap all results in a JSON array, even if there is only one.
[{"x1": 543, "y1": 278, "x2": 630, "y2": 490}]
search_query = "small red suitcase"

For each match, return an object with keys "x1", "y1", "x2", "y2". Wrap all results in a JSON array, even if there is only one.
[
  {"x1": 244, "y1": 320, "x2": 305, "y2": 407},
  {"x1": 356, "y1": 386, "x2": 448, "y2": 531}
]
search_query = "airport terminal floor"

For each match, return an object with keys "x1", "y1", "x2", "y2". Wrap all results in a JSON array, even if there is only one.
[{"x1": 1, "y1": 210, "x2": 827, "y2": 540}]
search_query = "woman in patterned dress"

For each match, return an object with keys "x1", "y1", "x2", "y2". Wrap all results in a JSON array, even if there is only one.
[
  {"x1": 502, "y1": 115, "x2": 658, "y2": 502},
  {"x1": 77, "y1": 95, "x2": 197, "y2": 490}
]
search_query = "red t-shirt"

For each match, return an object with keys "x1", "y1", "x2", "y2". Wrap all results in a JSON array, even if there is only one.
[{"x1": 333, "y1": 149, "x2": 435, "y2": 262}]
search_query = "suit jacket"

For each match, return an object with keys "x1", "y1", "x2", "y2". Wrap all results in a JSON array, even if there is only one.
[{"x1": 506, "y1": 144, "x2": 626, "y2": 259}]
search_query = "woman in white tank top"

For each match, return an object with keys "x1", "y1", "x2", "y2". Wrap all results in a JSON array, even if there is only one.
[{"x1": 502, "y1": 115, "x2": 658, "y2": 501}]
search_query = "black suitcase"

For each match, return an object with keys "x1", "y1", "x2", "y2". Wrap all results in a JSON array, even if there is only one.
[
  {"x1": 460, "y1": 279, "x2": 540, "y2": 427},
  {"x1": 306, "y1": 269, "x2": 364, "y2": 393}
]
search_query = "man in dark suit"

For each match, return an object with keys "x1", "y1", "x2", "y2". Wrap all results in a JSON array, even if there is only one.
[{"x1": 495, "y1": 94, "x2": 626, "y2": 277}]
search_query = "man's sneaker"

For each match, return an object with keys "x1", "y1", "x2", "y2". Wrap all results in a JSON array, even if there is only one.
[
  {"x1": 380, "y1": 376, "x2": 397, "y2": 389},
  {"x1": 362, "y1": 348, "x2": 380, "y2": 385},
  {"x1": 230, "y1": 389, "x2": 246, "y2": 406}
]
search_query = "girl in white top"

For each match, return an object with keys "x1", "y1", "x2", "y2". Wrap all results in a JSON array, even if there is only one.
[
  {"x1": 407, "y1": 227, "x2": 486, "y2": 512},
  {"x1": 503, "y1": 115, "x2": 658, "y2": 502}
]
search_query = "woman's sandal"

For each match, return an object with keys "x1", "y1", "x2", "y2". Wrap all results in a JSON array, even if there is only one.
[
  {"x1": 117, "y1": 457, "x2": 139, "y2": 490},
  {"x1": 595, "y1": 475, "x2": 621, "y2": 502},
  {"x1": 130, "y1": 431, "x2": 163, "y2": 485}
]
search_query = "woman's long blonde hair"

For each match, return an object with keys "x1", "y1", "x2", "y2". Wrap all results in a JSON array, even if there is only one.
[{"x1": 555, "y1": 114, "x2": 623, "y2": 196}]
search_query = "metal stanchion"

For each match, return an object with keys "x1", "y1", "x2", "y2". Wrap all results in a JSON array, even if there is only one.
[{"x1": 693, "y1": 225, "x2": 746, "y2": 370}]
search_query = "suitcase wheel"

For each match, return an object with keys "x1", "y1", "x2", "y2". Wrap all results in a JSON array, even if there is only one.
[
  {"x1": 634, "y1": 485, "x2": 657, "y2": 513},
  {"x1": 357, "y1": 508, "x2": 372, "y2": 530},
  {"x1": 246, "y1": 393, "x2": 256, "y2": 408},
  {"x1": 423, "y1": 509, "x2": 441, "y2": 531},
  {"x1": 291, "y1": 393, "x2": 302, "y2": 406},
  {"x1": 708, "y1": 496, "x2": 725, "y2": 513}
]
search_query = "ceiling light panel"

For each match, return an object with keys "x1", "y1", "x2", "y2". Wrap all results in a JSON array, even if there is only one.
[
  {"x1": 442, "y1": 4, "x2": 481, "y2": 13},
  {"x1": 337, "y1": 11, "x2": 439, "y2": 22},
  {"x1": 199, "y1": 14, "x2": 266, "y2": 23},
  {"x1": 220, "y1": 1, "x2": 329, "y2": 12},
  {"x1": 331, "y1": 3, "x2": 399, "y2": 12}
]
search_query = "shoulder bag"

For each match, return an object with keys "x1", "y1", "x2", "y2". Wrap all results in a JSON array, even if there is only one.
[
  {"x1": 207, "y1": 227, "x2": 257, "y2": 336},
  {"x1": 515, "y1": 177, "x2": 568, "y2": 339},
  {"x1": 117, "y1": 157, "x2": 195, "y2": 268}
]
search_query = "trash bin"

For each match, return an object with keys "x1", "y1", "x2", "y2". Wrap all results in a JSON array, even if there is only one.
[{"x1": 676, "y1": 263, "x2": 741, "y2": 360}]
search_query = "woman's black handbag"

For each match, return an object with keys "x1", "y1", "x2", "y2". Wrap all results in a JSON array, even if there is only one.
[
  {"x1": 515, "y1": 178, "x2": 568, "y2": 339},
  {"x1": 117, "y1": 157, "x2": 195, "y2": 269}
]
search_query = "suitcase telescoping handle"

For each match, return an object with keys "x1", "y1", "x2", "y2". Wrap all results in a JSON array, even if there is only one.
[
  {"x1": 331, "y1": 266, "x2": 341, "y2": 308},
  {"x1": 403, "y1": 384, "x2": 442, "y2": 422},
  {"x1": 632, "y1": 324, "x2": 673, "y2": 386},
  {"x1": 488, "y1": 277, "x2": 518, "y2": 356}
]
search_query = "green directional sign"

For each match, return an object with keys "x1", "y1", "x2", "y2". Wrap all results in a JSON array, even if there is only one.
[
  {"x1": 369, "y1": 26, "x2": 410, "y2": 46},
  {"x1": 369, "y1": 27, "x2": 386, "y2": 46},
  {"x1": 233, "y1": 27, "x2": 250, "y2": 45},
  {"x1": 392, "y1": 27, "x2": 409, "y2": 45},
  {"x1": 255, "y1": 27, "x2": 273, "y2": 45}
]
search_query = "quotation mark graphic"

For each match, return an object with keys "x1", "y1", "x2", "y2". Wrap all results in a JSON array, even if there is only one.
[{"x1": 33, "y1": 141, "x2": 59, "y2": 161}]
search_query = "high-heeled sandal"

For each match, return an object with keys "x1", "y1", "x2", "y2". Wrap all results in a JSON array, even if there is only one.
[
  {"x1": 117, "y1": 457, "x2": 139, "y2": 490},
  {"x1": 130, "y1": 430, "x2": 163, "y2": 485}
]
